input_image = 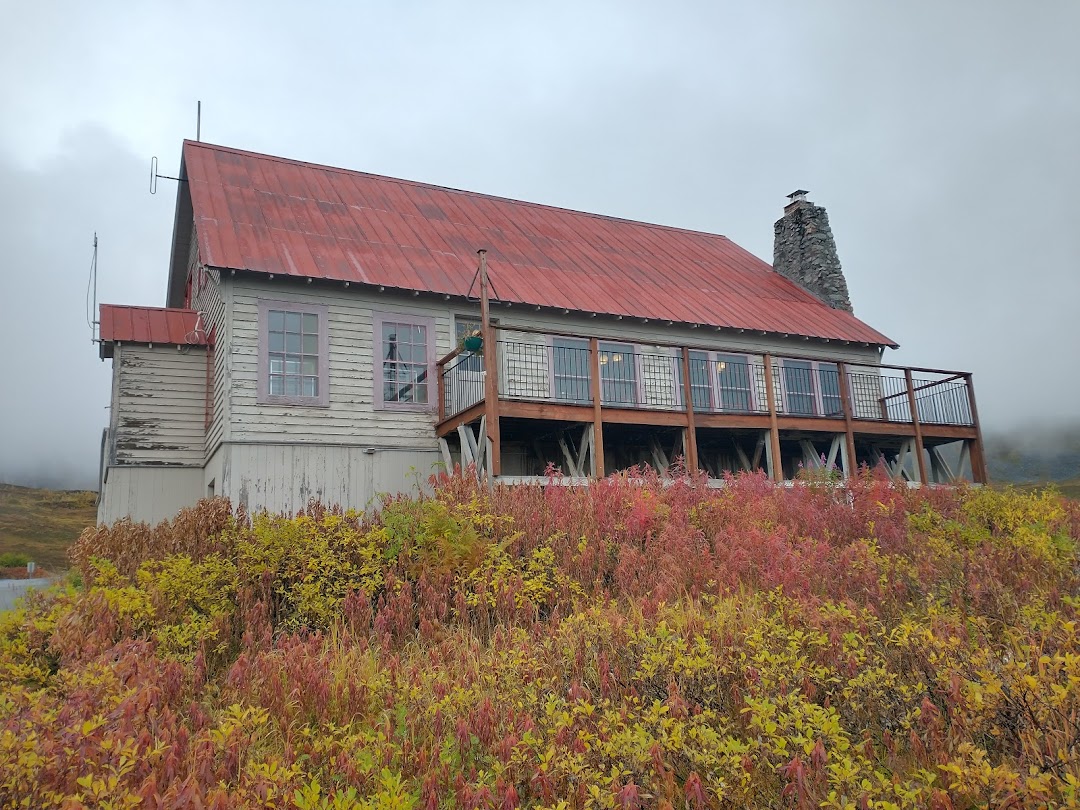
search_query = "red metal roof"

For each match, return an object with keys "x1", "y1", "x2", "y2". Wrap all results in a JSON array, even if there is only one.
[
  {"x1": 183, "y1": 140, "x2": 897, "y2": 346},
  {"x1": 98, "y1": 304, "x2": 206, "y2": 358}
]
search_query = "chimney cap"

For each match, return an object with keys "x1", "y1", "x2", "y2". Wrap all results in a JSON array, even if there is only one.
[{"x1": 786, "y1": 189, "x2": 810, "y2": 202}]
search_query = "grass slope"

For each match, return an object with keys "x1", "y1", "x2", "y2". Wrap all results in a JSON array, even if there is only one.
[{"x1": 0, "y1": 485, "x2": 97, "y2": 572}]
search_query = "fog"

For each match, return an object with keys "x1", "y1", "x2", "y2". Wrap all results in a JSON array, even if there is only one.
[{"x1": 1, "y1": 1, "x2": 1077, "y2": 488}]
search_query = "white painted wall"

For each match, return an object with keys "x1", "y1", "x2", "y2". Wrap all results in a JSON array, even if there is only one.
[
  {"x1": 97, "y1": 466, "x2": 204, "y2": 525},
  {"x1": 111, "y1": 345, "x2": 207, "y2": 466},
  {"x1": 220, "y1": 443, "x2": 438, "y2": 515}
]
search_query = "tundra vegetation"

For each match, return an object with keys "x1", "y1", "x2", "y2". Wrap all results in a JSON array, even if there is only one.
[{"x1": 1, "y1": 469, "x2": 1079, "y2": 809}]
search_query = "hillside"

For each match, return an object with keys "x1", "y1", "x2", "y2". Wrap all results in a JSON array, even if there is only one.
[
  {"x1": 2, "y1": 471, "x2": 1079, "y2": 808},
  {"x1": 0, "y1": 484, "x2": 97, "y2": 572}
]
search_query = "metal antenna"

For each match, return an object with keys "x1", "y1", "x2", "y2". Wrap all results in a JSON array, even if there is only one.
[
  {"x1": 86, "y1": 233, "x2": 99, "y2": 342},
  {"x1": 197, "y1": 100, "x2": 201, "y2": 142}
]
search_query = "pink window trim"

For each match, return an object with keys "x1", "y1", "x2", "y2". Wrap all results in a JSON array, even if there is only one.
[
  {"x1": 257, "y1": 299, "x2": 330, "y2": 408},
  {"x1": 372, "y1": 310, "x2": 438, "y2": 412}
]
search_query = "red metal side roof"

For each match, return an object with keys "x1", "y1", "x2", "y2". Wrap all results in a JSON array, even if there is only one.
[
  {"x1": 98, "y1": 304, "x2": 205, "y2": 358},
  {"x1": 183, "y1": 140, "x2": 897, "y2": 346}
]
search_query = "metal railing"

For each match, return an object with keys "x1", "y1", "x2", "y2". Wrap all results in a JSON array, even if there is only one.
[{"x1": 436, "y1": 329, "x2": 976, "y2": 429}]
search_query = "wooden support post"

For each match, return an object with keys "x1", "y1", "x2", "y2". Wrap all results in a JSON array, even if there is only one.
[
  {"x1": 436, "y1": 360, "x2": 446, "y2": 423},
  {"x1": 964, "y1": 373, "x2": 988, "y2": 483},
  {"x1": 762, "y1": 354, "x2": 784, "y2": 482},
  {"x1": 478, "y1": 250, "x2": 501, "y2": 476},
  {"x1": 836, "y1": 362, "x2": 858, "y2": 479},
  {"x1": 904, "y1": 368, "x2": 928, "y2": 485},
  {"x1": 588, "y1": 337, "x2": 605, "y2": 478},
  {"x1": 679, "y1": 347, "x2": 699, "y2": 474}
]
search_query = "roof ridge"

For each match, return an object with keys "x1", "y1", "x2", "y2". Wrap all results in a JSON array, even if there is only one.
[{"x1": 182, "y1": 139, "x2": 735, "y2": 243}]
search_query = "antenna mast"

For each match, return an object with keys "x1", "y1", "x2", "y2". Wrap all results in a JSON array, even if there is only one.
[{"x1": 86, "y1": 233, "x2": 99, "y2": 342}]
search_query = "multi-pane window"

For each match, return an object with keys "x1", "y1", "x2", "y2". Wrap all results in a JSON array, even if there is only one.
[
  {"x1": 552, "y1": 337, "x2": 591, "y2": 403},
  {"x1": 599, "y1": 342, "x2": 636, "y2": 405},
  {"x1": 782, "y1": 360, "x2": 817, "y2": 415},
  {"x1": 268, "y1": 310, "x2": 320, "y2": 397},
  {"x1": 381, "y1": 320, "x2": 430, "y2": 405},
  {"x1": 716, "y1": 355, "x2": 753, "y2": 412},
  {"x1": 818, "y1": 363, "x2": 843, "y2": 416},
  {"x1": 687, "y1": 350, "x2": 713, "y2": 410},
  {"x1": 455, "y1": 317, "x2": 483, "y2": 373}
]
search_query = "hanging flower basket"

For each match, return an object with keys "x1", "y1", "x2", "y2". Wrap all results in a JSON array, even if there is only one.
[{"x1": 462, "y1": 334, "x2": 483, "y2": 353}]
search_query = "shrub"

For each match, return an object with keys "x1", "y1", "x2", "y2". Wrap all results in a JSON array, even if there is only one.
[
  {"x1": 2, "y1": 473, "x2": 1078, "y2": 808},
  {"x1": 0, "y1": 552, "x2": 31, "y2": 567}
]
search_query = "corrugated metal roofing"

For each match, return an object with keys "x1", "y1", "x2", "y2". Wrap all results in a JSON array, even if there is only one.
[
  {"x1": 98, "y1": 304, "x2": 205, "y2": 358},
  {"x1": 183, "y1": 140, "x2": 897, "y2": 346}
]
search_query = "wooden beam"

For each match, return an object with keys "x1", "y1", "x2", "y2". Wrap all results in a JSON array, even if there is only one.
[
  {"x1": 577, "y1": 424, "x2": 594, "y2": 477},
  {"x1": 557, "y1": 431, "x2": 581, "y2": 477},
  {"x1": 762, "y1": 354, "x2": 783, "y2": 482},
  {"x1": 733, "y1": 440, "x2": 753, "y2": 472},
  {"x1": 437, "y1": 401, "x2": 485, "y2": 437},
  {"x1": 438, "y1": 437, "x2": 453, "y2": 471},
  {"x1": 475, "y1": 415, "x2": 488, "y2": 472},
  {"x1": 964, "y1": 373, "x2": 988, "y2": 483},
  {"x1": 588, "y1": 337, "x2": 605, "y2": 477},
  {"x1": 904, "y1": 368, "x2": 929, "y2": 485},
  {"x1": 680, "y1": 347, "x2": 699, "y2": 474},
  {"x1": 648, "y1": 435, "x2": 670, "y2": 474},
  {"x1": 479, "y1": 250, "x2": 501, "y2": 476},
  {"x1": 457, "y1": 424, "x2": 475, "y2": 467},
  {"x1": 837, "y1": 362, "x2": 858, "y2": 479}
]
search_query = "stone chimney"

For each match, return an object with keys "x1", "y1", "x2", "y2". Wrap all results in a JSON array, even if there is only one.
[{"x1": 773, "y1": 190, "x2": 853, "y2": 313}]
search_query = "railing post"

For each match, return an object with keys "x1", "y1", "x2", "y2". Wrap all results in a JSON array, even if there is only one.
[
  {"x1": 762, "y1": 354, "x2": 784, "y2": 482},
  {"x1": 904, "y1": 368, "x2": 929, "y2": 485},
  {"x1": 436, "y1": 359, "x2": 446, "y2": 423},
  {"x1": 588, "y1": 337, "x2": 605, "y2": 478},
  {"x1": 679, "y1": 347, "x2": 699, "y2": 475},
  {"x1": 964, "y1": 373, "x2": 988, "y2": 483},
  {"x1": 837, "y1": 362, "x2": 857, "y2": 479},
  {"x1": 478, "y1": 250, "x2": 500, "y2": 477}
]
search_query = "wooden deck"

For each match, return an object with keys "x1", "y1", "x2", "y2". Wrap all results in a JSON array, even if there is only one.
[{"x1": 435, "y1": 326, "x2": 985, "y2": 484}]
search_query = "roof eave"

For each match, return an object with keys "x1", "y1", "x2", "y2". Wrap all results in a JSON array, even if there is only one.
[{"x1": 225, "y1": 267, "x2": 899, "y2": 350}]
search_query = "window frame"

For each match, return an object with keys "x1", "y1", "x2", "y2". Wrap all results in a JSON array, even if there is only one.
[
  {"x1": 257, "y1": 300, "x2": 330, "y2": 408},
  {"x1": 373, "y1": 310, "x2": 437, "y2": 412}
]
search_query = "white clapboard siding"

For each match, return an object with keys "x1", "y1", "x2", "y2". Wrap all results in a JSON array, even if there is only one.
[
  {"x1": 498, "y1": 330, "x2": 550, "y2": 399},
  {"x1": 112, "y1": 346, "x2": 207, "y2": 466},
  {"x1": 228, "y1": 280, "x2": 452, "y2": 448},
  {"x1": 189, "y1": 228, "x2": 227, "y2": 459},
  {"x1": 638, "y1": 345, "x2": 680, "y2": 409}
]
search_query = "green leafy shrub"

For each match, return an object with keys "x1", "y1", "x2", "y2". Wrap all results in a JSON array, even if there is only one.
[{"x1": 2, "y1": 473, "x2": 1078, "y2": 808}]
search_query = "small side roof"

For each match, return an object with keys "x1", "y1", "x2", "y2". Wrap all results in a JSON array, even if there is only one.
[{"x1": 98, "y1": 304, "x2": 206, "y2": 358}]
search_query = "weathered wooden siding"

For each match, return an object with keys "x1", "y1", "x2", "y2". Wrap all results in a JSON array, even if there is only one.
[
  {"x1": 228, "y1": 279, "x2": 452, "y2": 447},
  {"x1": 97, "y1": 466, "x2": 204, "y2": 524},
  {"x1": 220, "y1": 443, "x2": 439, "y2": 515},
  {"x1": 188, "y1": 225, "x2": 228, "y2": 459},
  {"x1": 112, "y1": 345, "x2": 206, "y2": 466}
]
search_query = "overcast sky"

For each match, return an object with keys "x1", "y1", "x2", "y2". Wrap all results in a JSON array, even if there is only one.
[{"x1": 1, "y1": 1, "x2": 1077, "y2": 487}]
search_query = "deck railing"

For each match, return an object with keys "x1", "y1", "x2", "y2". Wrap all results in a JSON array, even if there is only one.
[{"x1": 437, "y1": 327, "x2": 976, "y2": 428}]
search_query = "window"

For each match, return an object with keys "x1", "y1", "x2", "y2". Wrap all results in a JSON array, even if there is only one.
[
  {"x1": 454, "y1": 317, "x2": 483, "y2": 373},
  {"x1": 715, "y1": 354, "x2": 754, "y2": 412},
  {"x1": 687, "y1": 350, "x2": 713, "y2": 410},
  {"x1": 782, "y1": 360, "x2": 817, "y2": 415},
  {"x1": 599, "y1": 342, "x2": 636, "y2": 405},
  {"x1": 375, "y1": 312, "x2": 436, "y2": 410},
  {"x1": 552, "y1": 337, "x2": 591, "y2": 403},
  {"x1": 818, "y1": 363, "x2": 843, "y2": 417},
  {"x1": 258, "y1": 301, "x2": 329, "y2": 406}
]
